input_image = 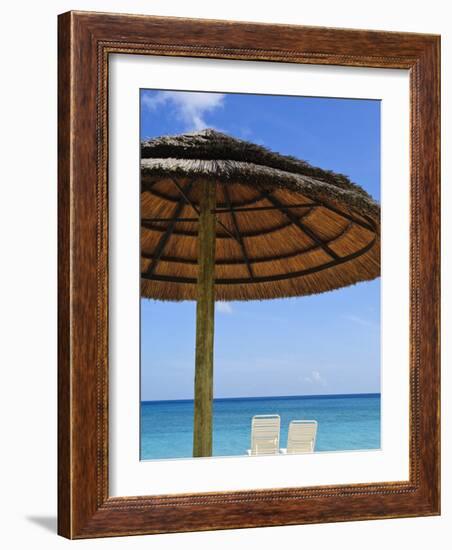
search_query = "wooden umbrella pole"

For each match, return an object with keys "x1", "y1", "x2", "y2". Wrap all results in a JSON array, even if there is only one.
[{"x1": 193, "y1": 180, "x2": 216, "y2": 457}]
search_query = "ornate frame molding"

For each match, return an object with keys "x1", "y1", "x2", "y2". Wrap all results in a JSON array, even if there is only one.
[{"x1": 58, "y1": 11, "x2": 440, "y2": 538}]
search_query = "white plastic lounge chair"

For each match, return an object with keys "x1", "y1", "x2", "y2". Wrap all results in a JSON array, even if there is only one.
[
  {"x1": 280, "y1": 420, "x2": 317, "y2": 454},
  {"x1": 247, "y1": 415, "x2": 281, "y2": 456}
]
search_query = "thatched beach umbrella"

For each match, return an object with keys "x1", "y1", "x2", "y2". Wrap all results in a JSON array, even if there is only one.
[{"x1": 141, "y1": 129, "x2": 380, "y2": 457}]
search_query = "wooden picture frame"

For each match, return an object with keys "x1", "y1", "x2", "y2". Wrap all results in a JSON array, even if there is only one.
[{"x1": 58, "y1": 11, "x2": 440, "y2": 539}]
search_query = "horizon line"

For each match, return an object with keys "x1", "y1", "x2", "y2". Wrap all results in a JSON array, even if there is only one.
[{"x1": 141, "y1": 392, "x2": 381, "y2": 404}]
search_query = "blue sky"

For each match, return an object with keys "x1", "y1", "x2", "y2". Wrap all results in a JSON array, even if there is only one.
[{"x1": 140, "y1": 89, "x2": 381, "y2": 401}]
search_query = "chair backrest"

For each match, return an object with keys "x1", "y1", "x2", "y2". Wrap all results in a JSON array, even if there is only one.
[
  {"x1": 250, "y1": 415, "x2": 281, "y2": 455},
  {"x1": 287, "y1": 420, "x2": 317, "y2": 454}
]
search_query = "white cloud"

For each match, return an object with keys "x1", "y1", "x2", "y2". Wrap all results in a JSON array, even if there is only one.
[
  {"x1": 216, "y1": 302, "x2": 233, "y2": 314},
  {"x1": 304, "y1": 370, "x2": 326, "y2": 386},
  {"x1": 342, "y1": 313, "x2": 378, "y2": 328},
  {"x1": 142, "y1": 91, "x2": 225, "y2": 131}
]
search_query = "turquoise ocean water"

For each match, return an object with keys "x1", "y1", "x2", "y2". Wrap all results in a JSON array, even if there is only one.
[{"x1": 140, "y1": 393, "x2": 380, "y2": 460}]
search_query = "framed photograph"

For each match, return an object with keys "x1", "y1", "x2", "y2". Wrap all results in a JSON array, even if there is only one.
[{"x1": 58, "y1": 11, "x2": 440, "y2": 538}]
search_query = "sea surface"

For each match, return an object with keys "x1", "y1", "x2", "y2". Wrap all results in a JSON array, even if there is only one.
[{"x1": 140, "y1": 393, "x2": 380, "y2": 460}]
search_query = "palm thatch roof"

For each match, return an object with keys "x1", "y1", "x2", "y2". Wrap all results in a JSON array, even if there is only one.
[{"x1": 141, "y1": 129, "x2": 380, "y2": 301}]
